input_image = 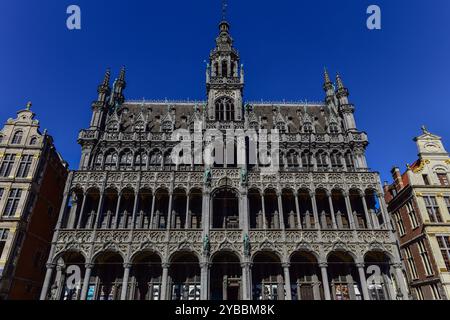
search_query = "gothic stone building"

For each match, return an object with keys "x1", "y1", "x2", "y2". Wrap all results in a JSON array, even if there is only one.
[
  {"x1": 384, "y1": 128, "x2": 450, "y2": 300},
  {"x1": 0, "y1": 103, "x2": 68, "y2": 300},
  {"x1": 41, "y1": 19, "x2": 409, "y2": 301}
]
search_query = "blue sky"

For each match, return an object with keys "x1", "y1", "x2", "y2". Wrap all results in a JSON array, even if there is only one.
[{"x1": 0, "y1": 0, "x2": 449, "y2": 182}]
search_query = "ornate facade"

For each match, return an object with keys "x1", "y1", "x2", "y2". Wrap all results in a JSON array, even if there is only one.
[
  {"x1": 40, "y1": 17, "x2": 408, "y2": 301},
  {"x1": 0, "y1": 103, "x2": 68, "y2": 299},
  {"x1": 384, "y1": 128, "x2": 450, "y2": 300}
]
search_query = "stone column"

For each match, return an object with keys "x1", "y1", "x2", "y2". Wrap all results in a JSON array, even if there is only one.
[
  {"x1": 356, "y1": 263, "x2": 370, "y2": 300},
  {"x1": 68, "y1": 194, "x2": 79, "y2": 229},
  {"x1": 310, "y1": 192, "x2": 320, "y2": 229},
  {"x1": 393, "y1": 263, "x2": 409, "y2": 300},
  {"x1": 160, "y1": 263, "x2": 170, "y2": 300},
  {"x1": 327, "y1": 191, "x2": 337, "y2": 229},
  {"x1": 167, "y1": 191, "x2": 174, "y2": 230},
  {"x1": 261, "y1": 194, "x2": 267, "y2": 230},
  {"x1": 294, "y1": 192, "x2": 302, "y2": 229},
  {"x1": 344, "y1": 192, "x2": 356, "y2": 230},
  {"x1": 360, "y1": 192, "x2": 373, "y2": 229},
  {"x1": 149, "y1": 193, "x2": 156, "y2": 229},
  {"x1": 120, "y1": 263, "x2": 131, "y2": 300},
  {"x1": 241, "y1": 262, "x2": 251, "y2": 300},
  {"x1": 377, "y1": 192, "x2": 391, "y2": 230},
  {"x1": 39, "y1": 263, "x2": 55, "y2": 300},
  {"x1": 277, "y1": 191, "x2": 285, "y2": 230},
  {"x1": 282, "y1": 263, "x2": 292, "y2": 300},
  {"x1": 202, "y1": 190, "x2": 211, "y2": 235},
  {"x1": 200, "y1": 262, "x2": 210, "y2": 300},
  {"x1": 131, "y1": 192, "x2": 140, "y2": 230},
  {"x1": 320, "y1": 263, "x2": 331, "y2": 300},
  {"x1": 94, "y1": 191, "x2": 105, "y2": 229},
  {"x1": 80, "y1": 263, "x2": 93, "y2": 300},
  {"x1": 241, "y1": 190, "x2": 249, "y2": 233},
  {"x1": 114, "y1": 193, "x2": 122, "y2": 229},
  {"x1": 76, "y1": 193, "x2": 87, "y2": 229},
  {"x1": 185, "y1": 194, "x2": 190, "y2": 229}
]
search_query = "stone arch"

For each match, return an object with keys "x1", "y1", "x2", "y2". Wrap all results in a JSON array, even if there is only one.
[
  {"x1": 168, "y1": 251, "x2": 201, "y2": 300},
  {"x1": 211, "y1": 187, "x2": 239, "y2": 229},
  {"x1": 128, "y1": 251, "x2": 163, "y2": 300},
  {"x1": 210, "y1": 250, "x2": 242, "y2": 300},
  {"x1": 289, "y1": 250, "x2": 322, "y2": 300},
  {"x1": 252, "y1": 251, "x2": 284, "y2": 300}
]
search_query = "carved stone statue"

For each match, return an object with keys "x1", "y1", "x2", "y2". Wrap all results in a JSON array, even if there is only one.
[
  {"x1": 203, "y1": 234, "x2": 210, "y2": 255},
  {"x1": 204, "y1": 168, "x2": 212, "y2": 185},
  {"x1": 244, "y1": 234, "x2": 251, "y2": 256},
  {"x1": 240, "y1": 168, "x2": 248, "y2": 186}
]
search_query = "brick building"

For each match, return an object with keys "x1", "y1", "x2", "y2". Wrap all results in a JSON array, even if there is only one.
[
  {"x1": 0, "y1": 103, "x2": 68, "y2": 299},
  {"x1": 384, "y1": 127, "x2": 450, "y2": 299}
]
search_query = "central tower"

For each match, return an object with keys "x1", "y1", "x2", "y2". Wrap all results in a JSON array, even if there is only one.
[{"x1": 206, "y1": 17, "x2": 244, "y2": 122}]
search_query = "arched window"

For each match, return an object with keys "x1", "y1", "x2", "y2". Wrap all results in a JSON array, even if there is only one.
[
  {"x1": 214, "y1": 62, "x2": 219, "y2": 77},
  {"x1": 221, "y1": 60, "x2": 228, "y2": 77},
  {"x1": 12, "y1": 131, "x2": 23, "y2": 144},
  {"x1": 29, "y1": 137, "x2": 38, "y2": 145},
  {"x1": 215, "y1": 97, "x2": 234, "y2": 121},
  {"x1": 94, "y1": 153, "x2": 103, "y2": 169},
  {"x1": 135, "y1": 151, "x2": 148, "y2": 169},
  {"x1": 301, "y1": 151, "x2": 313, "y2": 169},
  {"x1": 287, "y1": 150, "x2": 299, "y2": 167},
  {"x1": 104, "y1": 151, "x2": 118, "y2": 170},
  {"x1": 0, "y1": 135, "x2": 4, "y2": 144},
  {"x1": 119, "y1": 150, "x2": 133, "y2": 170},
  {"x1": 345, "y1": 151, "x2": 355, "y2": 171},
  {"x1": 330, "y1": 151, "x2": 343, "y2": 169},
  {"x1": 316, "y1": 151, "x2": 328, "y2": 170},
  {"x1": 150, "y1": 150, "x2": 162, "y2": 166},
  {"x1": 164, "y1": 150, "x2": 173, "y2": 170}
]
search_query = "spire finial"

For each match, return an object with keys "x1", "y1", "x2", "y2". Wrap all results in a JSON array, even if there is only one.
[
  {"x1": 336, "y1": 73, "x2": 344, "y2": 89},
  {"x1": 421, "y1": 125, "x2": 430, "y2": 134},
  {"x1": 26, "y1": 101, "x2": 32, "y2": 110},
  {"x1": 222, "y1": 0, "x2": 228, "y2": 21},
  {"x1": 119, "y1": 66, "x2": 126, "y2": 81},
  {"x1": 103, "y1": 68, "x2": 111, "y2": 86},
  {"x1": 324, "y1": 67, "x2": 331, "y2": 84}
]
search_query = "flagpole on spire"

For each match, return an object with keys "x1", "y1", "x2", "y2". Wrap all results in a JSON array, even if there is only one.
[{"x1": 222, "y1": 0, "x2": 228, "y2": 21}]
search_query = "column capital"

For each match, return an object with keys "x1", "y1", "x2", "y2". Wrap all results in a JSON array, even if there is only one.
[
  {"x1": 162, "y1": 263, "x2": 170, "y2": 269},
  {"x1": 281, "y1": 262, "x2": 291, "y2": 269},
  {"x1": 240, "y1": 262, "x2": 252, "y2": 268},
  {"x1": 123, "y1": 263, "x2": 132, "y2": 269},
  {"x1": 85, "y1": 263, "x2": 94, "y2": 269},
  {"x1": 355, "y1": 262, "x2": 365, "y2": 269},
  {"x1": 200, "y1": 262, "x2": 211, "y2": 269},
  {"x1": 391, "y1": 262, "x2": 403, "y2": 269},
  {"x1": 319, "y1": 262, "x2": 328, "y2": 268}
]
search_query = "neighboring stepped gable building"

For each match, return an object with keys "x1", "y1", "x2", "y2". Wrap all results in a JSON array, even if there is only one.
[
  {"x1": 41, "y1": 15, "x2": 408, "y2": 301},
  {"x1": 0, "y1": 103, "x2": 68, "y2": 300},
  {"x1": 384, "y1": 127, "x2": 450, "y2": 300}
]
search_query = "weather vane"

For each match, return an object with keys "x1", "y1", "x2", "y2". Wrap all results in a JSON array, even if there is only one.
[{"x1": 222, "y1": 0, "x2": 228, "y2": 21}]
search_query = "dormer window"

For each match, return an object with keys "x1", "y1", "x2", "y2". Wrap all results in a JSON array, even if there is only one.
[
  {"x1": 303, "y1": 124, "x2": 313, "y2": 134},
  {"x1": 12, "y1": 131, "x2": 23, "y2": 144},
  {"x1": 107, "y1": 121, "x2": 119, "y2": 132},
  {"x1": 29, "y1": 137, "x2": 38, "y2": 145},
  {"x1": 329, "y1": 123, "x2": 339, "y2": 134},
  {"x1": 135, "y1": 122, "x2": 145, "y2": 132}
]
